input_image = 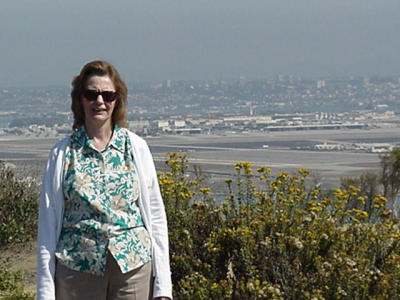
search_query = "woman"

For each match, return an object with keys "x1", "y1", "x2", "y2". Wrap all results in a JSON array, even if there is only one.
[{"x1": 37, "y1": 60, "x2": 172, "y2": 300}]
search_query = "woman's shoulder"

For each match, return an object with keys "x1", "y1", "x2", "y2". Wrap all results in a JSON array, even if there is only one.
[
  {"x1": 123, "y1": 128, "x2": 147, "y2": 146},
  {"x1": 49, "y1": 136, "x2": 70, "y2": 155}
]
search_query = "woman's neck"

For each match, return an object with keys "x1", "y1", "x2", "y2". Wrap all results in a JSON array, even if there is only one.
[{"x1": 84, "y1": 121, "x2": 114, "y2": 151}]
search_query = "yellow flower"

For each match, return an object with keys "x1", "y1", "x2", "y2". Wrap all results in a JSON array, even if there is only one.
[
  {"x1": 298, "y1": 168, "x2": 310, "y2": 176},
  {"x1": 357, "y1": 196, "x2": 366, "y2": 205},
  {"x1": 348, "y1": 185, "x2": 361, "y2": 196},
  {"x1": 351, "y1": 209, "x2": 368, "y2": 220},
  {"x1": 257, "y1": 166, "x2": 272, "y2": 174},
  {"x1": 200, "y1": 187, "x2": 211, "y2": 195},
  {"x1": 373, "y1": 195, "x2": 387, "y2": 208}
]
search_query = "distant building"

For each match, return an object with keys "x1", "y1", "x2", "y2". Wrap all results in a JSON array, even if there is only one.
[
  {"x1": 174, "y1": 120, "x2": 186, "y2": 128},
  {"x1": 128, "y1": 120, "x2": 150, "y2": 131},
  {"x1": 173, "y1": 128, "x2": 202, "y2": 135},
  {"x1": 317, "y1": 79, "x2": 326, "y2": 89}
]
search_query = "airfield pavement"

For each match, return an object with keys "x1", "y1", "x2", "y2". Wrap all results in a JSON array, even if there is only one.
[{"x1": 1, "y1": 127, "x2": 400, "y2": 189}]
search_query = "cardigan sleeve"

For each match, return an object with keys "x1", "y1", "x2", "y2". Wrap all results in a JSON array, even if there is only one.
[
  {"x1": 145, "y1": 147, "x2": 172, "y2": 298},
  {"x1": 133, "y1": 134, "x2": 173, "y2": 299},
  {"x1": 37, "y1": 139, "x2": 67, "y2": 300}
]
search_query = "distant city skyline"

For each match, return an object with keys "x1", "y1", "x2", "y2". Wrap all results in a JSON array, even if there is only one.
[{"x1": 1, "y1": 0, "x2": 399, "y2": 87}]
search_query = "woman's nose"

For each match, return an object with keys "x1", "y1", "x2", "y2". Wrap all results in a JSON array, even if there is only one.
[{"x1": 95, "y1": 94, "x2": 105, "y2": 103}]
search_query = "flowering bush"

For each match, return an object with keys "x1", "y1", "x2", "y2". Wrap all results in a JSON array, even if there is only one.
[
  {"x1": 0, "y1": 161, "x2": 38, "y2": 245},
  {"x1": 0, "y1": 161, "x2": 38, "y2": 298},
  {"x1": 160, "y1": 153, "x2": 400, "y2": 299}
]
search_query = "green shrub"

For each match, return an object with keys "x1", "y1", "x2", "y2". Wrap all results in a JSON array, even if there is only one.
[
  {"x1": 0, "y1": 161, "x2": 38, "y2": 245},
  {"x1": 160, "y1": 153, "x2": 400, "y2": 299},
  {"x1": 0, "y1": 268, "x2": 35, "y2": 300},
  {"x1": 1, "y1": 153, "x2": 400, "y2": 299}
]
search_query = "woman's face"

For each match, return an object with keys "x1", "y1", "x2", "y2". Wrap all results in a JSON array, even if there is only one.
[{"x1": 82, "y1": 75, "x2": 116, "y2": 128}]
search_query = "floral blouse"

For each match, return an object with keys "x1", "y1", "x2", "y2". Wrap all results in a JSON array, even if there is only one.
[{"x1": 55, "y1": 126, "x2": 152, "y2": 275}]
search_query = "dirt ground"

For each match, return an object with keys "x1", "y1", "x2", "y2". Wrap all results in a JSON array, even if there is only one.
[{"x1": 0, "y1": 240, "x2": 37, "y2": 292}]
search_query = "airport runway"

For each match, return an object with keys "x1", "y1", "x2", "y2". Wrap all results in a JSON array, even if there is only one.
[{"x1": 1, "y1": 127, "x2": 399, "y2": 189}]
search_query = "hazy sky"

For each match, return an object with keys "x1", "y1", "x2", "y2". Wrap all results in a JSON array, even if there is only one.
[{"x1": 1, "y1": 0, "x2": 399, "y2": 87}]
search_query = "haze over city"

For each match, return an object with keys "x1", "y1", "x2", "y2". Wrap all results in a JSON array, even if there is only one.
[
  {"x1": 1, "y1": 0, "x2": 399, "y2": 87},
  {"x1": 1, "y1": 0, "x2": 400, "y2": 190}
]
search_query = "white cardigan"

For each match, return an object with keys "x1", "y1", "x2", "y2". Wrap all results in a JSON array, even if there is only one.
[{"x1": 37, "y1": 131, "x2": 172, "y2": 300}]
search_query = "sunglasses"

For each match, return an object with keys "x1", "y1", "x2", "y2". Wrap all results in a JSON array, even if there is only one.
[{"x1": 82, "y1": 90, "x2": 117, "y2": 102}]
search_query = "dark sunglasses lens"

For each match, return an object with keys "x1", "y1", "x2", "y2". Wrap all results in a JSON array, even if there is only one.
[
  {"x1": 83, "y1": 90, "x2": 117, "y2": 102},
  {"x1": 83, "y1": 90, "x2": 98, "y2": 101},
  {"x1": 102, "y1": 91, "x2": 117, "y2": 102}
]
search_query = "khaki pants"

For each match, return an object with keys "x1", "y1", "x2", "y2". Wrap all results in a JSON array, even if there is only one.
[{"x1": 55, "y1": 252, "x2": 152, "y2": 300}]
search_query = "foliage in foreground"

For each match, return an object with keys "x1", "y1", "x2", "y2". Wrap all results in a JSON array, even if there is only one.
[
  {"x1": 0, "y1": 161, "x2": 39, "y2": 246},
  {"x1": 159, "y1": 153, "x2": 400, "y2": 300},
  {"x1": 0, "y1": 268, "x2": 34, "y2": 300},
  {"x1": 0, "y1": 161, "x2": 38, "y2": 298}
]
